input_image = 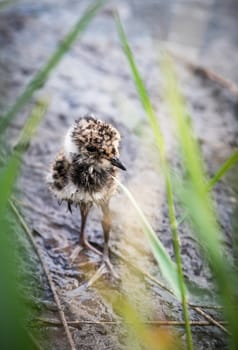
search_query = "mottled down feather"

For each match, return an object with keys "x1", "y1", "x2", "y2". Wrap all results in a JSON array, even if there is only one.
[{"x1": 47, "y1": 115, "x2": 122, "y2": 206}]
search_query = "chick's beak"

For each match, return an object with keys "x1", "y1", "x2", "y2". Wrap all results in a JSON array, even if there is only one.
[{"x1": 111, "y1": 157, "x2": 126, "y2": 171}]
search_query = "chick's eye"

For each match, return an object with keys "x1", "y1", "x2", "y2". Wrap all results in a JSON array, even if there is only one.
[{"x1": 86, "y1": 145, "x2": 97, "y2": 152}]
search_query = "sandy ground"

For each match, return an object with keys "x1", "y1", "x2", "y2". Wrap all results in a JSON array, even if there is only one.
[{"x1": 0, "y1": 1, "x2": 238, "y2": 349}]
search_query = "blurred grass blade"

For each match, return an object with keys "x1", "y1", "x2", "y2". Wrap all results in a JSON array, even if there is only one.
[
  {"x1": 0, "y1": 99, "x2": 47, "y2": 349},
  {"x1": 207, "y1": 149, "x2": 238, "y2": 190},
  {"x1": 178, "y1": 149, "x2": 238, "y2": 227},
  {"x1": 0, "y1": 152, "x2": 21, "y2": 212},
  {"x1": 0, "y1": 99, "x2": 48, "y2": 211},
  {"x1": 0, "y1": 0, "x2": 108, "y2": 134},
  {"x1": 14, "y1": 99, "x2": 48, "y2": 152},
  {"x1": 104, "y1": 291, "x2": 179, "y2": 350},
  {"x1": 114, "y1": 11, "x2": 164, "y2": 153},
  {"x1": 0, "y1": 0, "x2": 18, "y2": 10},
  {"x1": 163, "y1": 52, "x2": 238, "y2": 349},
  {"x1": 115, "y1": 12, "x2": 193, "y2": 350},
  {"x1": 114, "y1": 177, "x2": 181, "y2": 300}
]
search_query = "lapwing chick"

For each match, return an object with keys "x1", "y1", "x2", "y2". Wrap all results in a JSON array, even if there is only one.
[{"x1": 47, "y1": 114, "x2": 126, "y2": 284}]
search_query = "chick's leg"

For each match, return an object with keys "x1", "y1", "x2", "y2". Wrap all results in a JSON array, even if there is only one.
[
  {"x1": 86, "y1": 202, "x2": 118, "y2": 288},
  {"x1": 101, "y1": 203, "x2": 116, "y2": 275},
  {"x1": 70, "y1": 202, "x2": 101, "y2": 263},
  {"x1": 79, "y1": 202, "x2": 102, "y2": 255}
]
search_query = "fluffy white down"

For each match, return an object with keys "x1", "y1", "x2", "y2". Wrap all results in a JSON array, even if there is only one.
[
  {"x1": 50, "y1": 179, "x2": 106, "y2": 205},
  {"x1": 64, "y1": 126, "x2": 78, "y2": 160}
]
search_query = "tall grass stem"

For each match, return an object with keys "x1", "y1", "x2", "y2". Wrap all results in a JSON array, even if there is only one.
[{"x1": 115, "y1": 12, "x2": 194, "y2": 350}]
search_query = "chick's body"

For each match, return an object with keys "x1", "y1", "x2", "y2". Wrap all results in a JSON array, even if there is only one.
[
  {"x1": 48, "y1": 115, "x2": 121, "y2": 206},
  {"x1": 47, "y1": 114, "x2": 126, "y2": 282},
  {"x1": 51, "y1": 151, "x2": 116, "y2": 205}
]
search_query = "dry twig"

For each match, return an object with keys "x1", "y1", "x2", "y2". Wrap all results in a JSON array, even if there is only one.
[
  {"x1": 192, "y1": 307, "x2": 229, "y2": 335},
  {"x1": 33, "y1": 317, "x2": 227, "y2": 328},
  {"x1": 169, "y1": 50, "x2": 238, "y2": 98},
  {"x1": 188, "y1": 303, "x2": 223, "y2": 310},
  {"x1": 10, "y1": 200, "x2": 77, "y2": 350},
  {"x1": 110, "y1": 248, "x2": 229, "y2": 334}
]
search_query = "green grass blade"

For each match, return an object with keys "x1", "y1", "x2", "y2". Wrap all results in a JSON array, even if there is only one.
[
  {"x1": 0, "y1": 0, "x2": 18, "y2": 10},
  {"x1": 14, "y1": 98, "x2": 48, "y2": 152},
  {"x1": 0, "y1": 99, "x2": 47, "y2": 348},
  {"x1": 113, "y1": 177, "x2": 180, "y2": 299},
  {"x1": 0, "y1": 99, "x2": 48, "y2": 208},
  {"x1": 0, "y1": 0, "x2": 108, "y2": 134},
  {"x1": 114, "y1": 11, "x2": 164, "y2": 154},
  {"x1": 0, "y1": 99, "x2": 48, "y2": 211},
  {"x1": 0, "y1": 152, "x2": 21, "y2": 212},
  {"x1": 207, "y1": 149, "x2": 238, "y2": 190},
  {"x1": 163, "y1": 52, "x2": 238, "y2": 349},
  {"x1": 115, "y1": 13, "x2": 193, "y2": 349},
  {"x1": 178, "y1": 149, "x2": 238, "y2": 227}
]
